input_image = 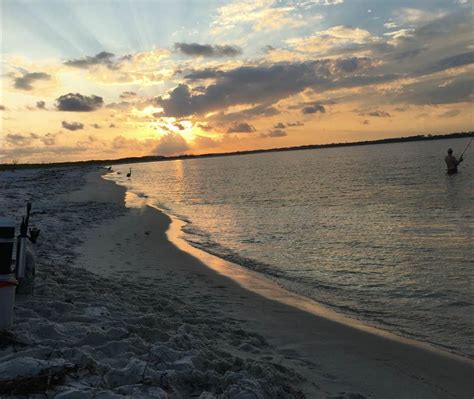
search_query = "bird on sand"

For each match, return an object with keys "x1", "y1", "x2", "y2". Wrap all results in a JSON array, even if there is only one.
[{"x1": 126, "y1": 168, "x2": 132, "y2": 178}]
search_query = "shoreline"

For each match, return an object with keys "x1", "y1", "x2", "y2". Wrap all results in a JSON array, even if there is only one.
[
  {"x1": 111, "y1": 173, "x2": 472, "y2": 362},
  {"x1": 83, "y1": 169, "x2": 473, "y2": 397},
  {"x1": 161, "y1": 206, "x2": 472, "y2": 364}
]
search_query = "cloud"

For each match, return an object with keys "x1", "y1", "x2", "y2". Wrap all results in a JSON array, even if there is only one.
[
  {"x1": 4, "y1": 132, "x2": 59, "y2": 148},
  {"x1": 36, "y1": 101, "x2": 46, "y2": 110},
  {"x1": 160, "y1": 59, "x2": 369, "y2": 117},
  {"x1": 227, "y1": 122, "x2": 256, "y2": 133},
  {"x1": 5, "y1": 133, "x2": 34, "y2": 145},
  {"x1": 56, "y1": 93, "x2": 104, "y2": 112},
  {"x1": 287, "y1": 121, "x2": 304, "y2": 126},
  {"x1": 1, "y1": 145, "x2": 89, "y2": 161},
  {"x1": 184, "y1": 68, "x2": 225, "y2": 81},
  {"x1": 392, "y1": 48, "x2": 426, "y2": 61},
  {"x1": 106, "y1": 101, "x2": 132, "y2": 110},
  {"x1": 302, "y1": 104, "x2": 325, "y2": 114},
  {"x1": 40, "y1": 133, "x2": 57, "y2": 146},
  {"x1": 420, "y1": 51, "x2": 474, "y2": 75},
  {"x1": 440, "y1": 109, "x2": 461, "y2": 118},
  {"x1": 364, "y1": 110, "x2": 391, "y2": 117},
  {"x1": 398, "y1": 76, "x2": 473, "y2": 105},
  {"x1": 119, "y1": 91, "x2": 137, "y2": 99},
  {"x1": 197, "y1": 123, "x2": 214, "y2": 131},
  {"x1": 155, "y1": 133, "x2": 189, "y2": 156},
  {"x1": 174, "y1": 42, "x2": 242, "y2": 57},
  {"x1": 64, "y1": 51, "x2": 115, "y2": 69},
  {"x1": 384, "y1": 21, "x2": 398, "y2": 29},
  {"x1": 193, "y1": 135, "x2": 221, "y2": 149},
  {"x1": 213, "y1": 104, "x2": 280, "y2": 124},
  {"x1": 174, "y1": 122, "x2": 185, "y2": 130},
  {"x1": 112, "y1": 136, "x2": 141, "y2": 149},
  {"x1": 274, "y1": 122, "x2": 285, "y2": 128},
  {"x1": 211, "y1": 0, "x2": 309, "y2": 34},
  {"x1": 309, "y1": 0, "x2": 344, "y2": 5},
  {"x1": 62, "y1": 121, "x2": 84, "y2": 131},
  {"x1": 287, "y1": 26, "x2": 375, "y2": 56},
  {"x1": 261, "y1": 129, "x2": 287, "y2": 138},
  {"x1": 14, "y1": 72, "x2": 51, "y2": 90},
  {"x1": 393, "y1": 8, "x2": 447, "y2": 26}
]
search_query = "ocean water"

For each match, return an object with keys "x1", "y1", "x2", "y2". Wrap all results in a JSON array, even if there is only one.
[{"x1": 108, "y1": 137, "x2": 473, "y2": 358}]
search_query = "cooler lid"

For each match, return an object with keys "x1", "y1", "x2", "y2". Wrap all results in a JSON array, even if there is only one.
[
  {"x1": 0, "y1": 218, "x2": 15, "y2": 228},
  {"x1": 0, "y1": 218, "x2": 15, "y2": 239}
]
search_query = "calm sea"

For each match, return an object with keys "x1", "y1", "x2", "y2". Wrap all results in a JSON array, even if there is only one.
[{"x1": 108, "y1": 137, "x2": 473, "y2": 358}]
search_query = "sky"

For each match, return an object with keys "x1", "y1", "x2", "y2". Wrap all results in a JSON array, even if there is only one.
[{"x1": 0, "y1": 0, "x2": 473, "y2": 163}]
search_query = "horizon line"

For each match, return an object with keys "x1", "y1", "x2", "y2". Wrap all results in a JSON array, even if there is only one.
[{"x1": 2, "y1": 131, "x2": 473, "y2": 170}]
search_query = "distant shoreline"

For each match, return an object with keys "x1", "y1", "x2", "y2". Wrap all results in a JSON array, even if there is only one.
[{"x1": 2, "y1": 131, "x2": 472, "y2": 171}]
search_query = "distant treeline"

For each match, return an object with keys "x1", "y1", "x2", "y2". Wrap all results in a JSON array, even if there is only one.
[{"x1": 1, "y1": 131, "x2": 473, "y2": 171}]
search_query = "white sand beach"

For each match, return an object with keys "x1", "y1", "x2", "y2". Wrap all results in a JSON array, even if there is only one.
[{"x1": 1, "y1": 166, "x2": 473, "y2": 398}]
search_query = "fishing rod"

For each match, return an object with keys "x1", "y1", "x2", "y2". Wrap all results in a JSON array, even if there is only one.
[{"x1": 459, "y1": 137, "x2": 473, "y2": 159}]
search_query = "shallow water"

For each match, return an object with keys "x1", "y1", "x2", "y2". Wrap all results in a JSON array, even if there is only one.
[{"x1": 108, "y1": 137, "x2": 474, "y2": 358}]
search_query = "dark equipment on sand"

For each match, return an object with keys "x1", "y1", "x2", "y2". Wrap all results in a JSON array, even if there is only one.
[
  {"x1": 0, "y1": 220, "x2": 15, "y2": 275},
  {"x1": 15, "y1": 203, "x2": 40, "y2": 294}
]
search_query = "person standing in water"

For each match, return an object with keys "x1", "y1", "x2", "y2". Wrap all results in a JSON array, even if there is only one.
[{"x1": 445, "y1": 148, "x2": 463, "y2": 174}]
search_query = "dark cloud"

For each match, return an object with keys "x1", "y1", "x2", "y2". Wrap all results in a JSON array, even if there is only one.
[
  {"x1": 335, "y1": 57, "x2": 371, "y2": 73},
  {"x1": 36, "y1": 101, "x2": 46, "y2": 110},
  {"x1": 393, "y1": 48, "x2": 426, "y2": 62},
  {"x1": 302, "y1": 104, "x2": 325, "y2": 114},
  {"x1": 56, "y1": 93, "x2": 103, "y2": 112},
  {"x1": 184, "y1": 68, "x2": 225, "y2": 81},
  {"x1": 261, "y1": 129, "x2": 287, "y2": 138},
  {"x1": 398, "y1": 76, "x2": 473, "y2": 104},
  {"x1": 160, "y1": 58, "x2": 371, "y2": 118},
  {"x1": 197, "y1": 123, "x2": 213, "y2": 131},
  {"x1": 420, "y1": 51, "x2": 474, "y2": 75},
  {"x1": 174, "y1": 122, "x2": 185, "y2": 130},
  {"x1": 62, "y1": 121, "x2": 84, "y2": 131},
  {"x1": 155, "y1": 133, "x2": 189, "y2": 156},
  {"x1": 287, "y1": 121, "x2": 304, "y2": 126},
  {"x1": 64, "y1": 51, "x2": 115, "y2": 69},
  {"x1": 174, "y1": 43, "x2": 242, "y2": 57},
  {"x1": 274, "y1": 122, "x2": 286, "y2": 128},
  {"x1": 213, "y1": 104, "x2": 280, "y2": 124},
  {"x1": 14, "y1": 72, "x2": 51, "y2": 91},
  {"x1": 119, "y1": 91, "x2": 137, "y2": 99},
  {"x1": 227, "y1": 122, "x2": 256, "y2": 133}
]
